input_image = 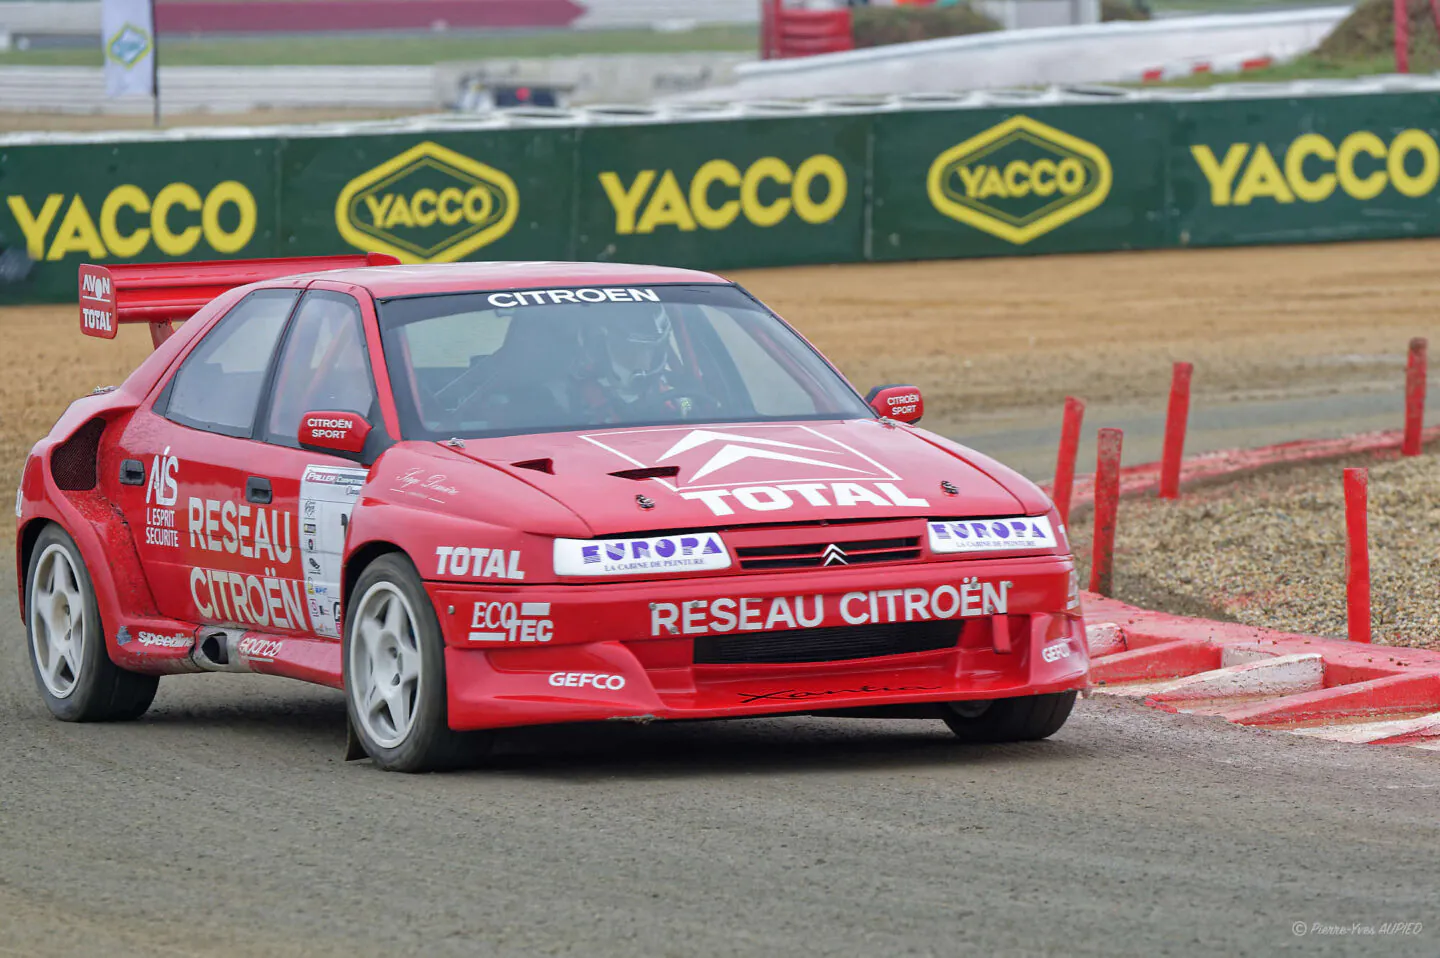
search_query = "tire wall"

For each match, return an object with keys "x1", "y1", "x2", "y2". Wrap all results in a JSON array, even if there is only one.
[{"x1": 3, "y1": 89, "x2": 1439, "y2": 302}]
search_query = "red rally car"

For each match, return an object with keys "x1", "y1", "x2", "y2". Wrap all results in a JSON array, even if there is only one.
[{"x1": 18, "y1": 254, "x2": 1088, "y2": 771}]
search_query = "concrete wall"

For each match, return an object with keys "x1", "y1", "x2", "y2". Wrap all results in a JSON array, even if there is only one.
[{"x1": 677, "y1": 7, "x2": 1352, "y2": 100}]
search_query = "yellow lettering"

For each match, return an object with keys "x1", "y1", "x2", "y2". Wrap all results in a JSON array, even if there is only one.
[
  {"x1": 599, "y1": 170, "x2": 655, "y2": 235},
  {"x1": 6, "y1": 194, "x2": 65, "y2": 260},
  {"x1": 636, "y1": 170, "x2": 697, "y2": 233},
  {"x1": 383, "y1": 194, "x2": 416, "y2": 229},
  {"x1": 1386, "y1": 129, "x2": 1439, "y2": 198},
  {"x1": 1283, "y1": 134, "x2": 1336, "y2": 203},
  {"x1": 792, "y1": 154, "x2": 847, "y2": 224},
  {"x1": 98, "y1": 185, "x2": 152, "y2": 258},
  {"x1": 689, "y1": 159, "x2": 741, "y2": 231},
  {"x1": 1232, "y1": 144, "x2": 1295, "y2": 205},
  {"x1": 1191, "y1": 144, "x2": 1250, "y2": 206},
  {"x1": 1030, "y1": 159, "x2": 1057, "y2": 197},
  {"x1": 1337, "y1": 132, "x2": 1387, "y2": 200},
  {"x1": 741, "y1": 157, "x2": 792, "y2": 228},
  {"x1": 363, "y1": 194, "x2": 394, "y2": 227},
  {"x1": 1056, "y1": 158, "x2": 1085, "y2": 196},
  {"x1": 463, "y1": 186, "x2": 493, "y2": 225},
  {"x1": 1002, "y1": 160, "x2": 1031, "y2": 199},
  {"x1": 150, "y1": 183, "x2": 203, "y2": 255},
  {"x1": 201, "y1": 181, "x2": 255, "y2": 254},
  {"x1": 977, "y1": 167, "x2": 1007, "y2": 200},
  {"x1": 437, "y1": 187, "x2": 464, "y2": 226},
  {"x1": 45, "y1": 196, "x2": 106, "y2": 260},
  {"x1": 410, "y1": 188, "x2": 438, "y2": 228},
  {"x1": 957, "y1": 166, "x2": 986, "y2": 197}
]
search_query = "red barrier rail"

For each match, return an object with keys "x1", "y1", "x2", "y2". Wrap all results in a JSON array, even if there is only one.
[
  {"x1": 1159, "y1": 361, "x2": 1192, "y2": 500},
  {"x1": 1403, "y1": 337, "x2": 1427, "y2": 456},
  {"x1": 761, "y1": 0, "x2": 853, "y2": 59},
  {"x1": 1395, "y1": 0, "x2": 1411, "y2": 72},
  {"x1": 1089, "y1": 427, "x2": 1123, "y2": 597},
  {"x1": 1053, "y1": 396, "x2": 1085, "y2": 525},
  {"x1": 1344, "y1": 467, "x2": 1371, "y2": 644}
]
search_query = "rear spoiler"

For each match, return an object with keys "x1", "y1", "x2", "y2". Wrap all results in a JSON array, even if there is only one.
[{"x1": 78, "y1": 253, "x2": 401, "y2": 348}]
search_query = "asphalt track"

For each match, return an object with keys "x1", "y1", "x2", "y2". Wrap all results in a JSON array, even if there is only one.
[{"x1": 3, "y1": 590, "x2": 1438, "y2": 957}]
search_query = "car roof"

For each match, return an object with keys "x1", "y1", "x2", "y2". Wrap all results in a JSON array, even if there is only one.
[{"x1": 294, "y1": 261, "x2": 730, "y2": 298}]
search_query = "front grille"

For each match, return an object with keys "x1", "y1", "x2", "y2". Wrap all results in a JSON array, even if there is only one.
[
  {"x1": 736, "y1": 536, "x2": 921, "y2": 571},
  {"x1": 694, "y1": 621, "x2": 960, "y2": 665}
]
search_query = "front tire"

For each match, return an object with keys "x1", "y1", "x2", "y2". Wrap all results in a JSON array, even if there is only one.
[
  {"x1": 25, "y1": 523, "x2": 159, "y2": 722},
  {"x1": 942, "y1": 691, "x2": 1077, "y2": 743},
  {"x1": 343, "y1": 553, "x2": 487, "y2": 772}
]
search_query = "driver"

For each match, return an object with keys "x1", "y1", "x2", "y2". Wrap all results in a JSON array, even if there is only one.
[{"x1": 571, "y1": 306, "x2": 711, "y2": 424}]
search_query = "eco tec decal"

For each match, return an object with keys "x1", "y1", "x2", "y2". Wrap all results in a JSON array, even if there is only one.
[
  {"x1": 927, "y1": 115, "x2": 1112, "y2": 245},
  {"x1": 334, "y1": 141, "x2": 519, "y2": 263}
]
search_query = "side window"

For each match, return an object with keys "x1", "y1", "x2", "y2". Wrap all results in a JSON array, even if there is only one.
[
  {"x1": 265, "y1": 291, "x2": 377, "y2": 447},
  {"x1": 165, "y1": 289, "x2": 298, "y2": 437}
]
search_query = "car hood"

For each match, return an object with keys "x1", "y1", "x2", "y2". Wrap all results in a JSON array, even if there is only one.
[{"x1": 449, "y1": 419, "x2": 1028, "y2": 536}]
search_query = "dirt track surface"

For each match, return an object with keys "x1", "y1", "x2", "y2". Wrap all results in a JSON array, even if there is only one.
[{"x1": 1, "y1": 587, "x2": 1438, "y2": 958}]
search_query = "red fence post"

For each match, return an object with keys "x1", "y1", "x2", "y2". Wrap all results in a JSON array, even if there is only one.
[
  {"x1": 1344, "y1": 467, "x2": 1371, "y2": 644},
  {"x1": 1158, "y1": 361, "x2": 1193, "y2": 500},
  {"x1": 1395, "y1": 0, "x2": 1411, "y2": 73},
  {"x1": 1089, "y1": 427, "x2": 1123, "y2": 597},
  {"x1": 1053, "y1": 396, "x2": 1085, "y2": 525},
  {"x1": 1403, "y1": 337, "x2": 1427, "y2": 456}
]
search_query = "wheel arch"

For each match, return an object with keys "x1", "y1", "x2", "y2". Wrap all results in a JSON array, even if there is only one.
[
  {"x1": 343, "y1": 540, "x2": 412, "y2": 618},
  {"x1": 15, "y1": 517, "x2": 54, "y2": 620}
]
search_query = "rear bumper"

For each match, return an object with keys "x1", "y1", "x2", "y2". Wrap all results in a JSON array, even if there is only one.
[{"x1": 428, "y1": 554, "x2": 1087, "y2": 731}]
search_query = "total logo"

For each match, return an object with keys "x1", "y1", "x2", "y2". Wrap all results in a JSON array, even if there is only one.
[
  {"x1": 554, "y1": 533, "x2": 730, "y2": 576},
  {"x1": 468, "y1": 601, "x2": 554, "y2": 644},
  {"x1": 435, "y1": 546, "x2": 525, "y2": 580},
  {"x1": 583, "y1": 425, "x2": 930, "y2": 516},
  {"x1": 547, "y1": 672, "x2": 626, "y2": 691}
]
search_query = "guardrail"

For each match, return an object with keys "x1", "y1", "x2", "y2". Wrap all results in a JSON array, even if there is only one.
[{"x1": 3, "y1": 77, "x2": 1440, "y2": 303}]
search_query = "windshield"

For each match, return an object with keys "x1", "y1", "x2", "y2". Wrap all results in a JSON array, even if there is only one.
[{"x1": 376, "y1": 283, "x2": 874, "y2": 439}]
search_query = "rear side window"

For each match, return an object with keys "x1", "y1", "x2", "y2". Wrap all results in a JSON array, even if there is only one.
[{"x1": 165, "y1": 289, "x2": 299, "y2": 437}]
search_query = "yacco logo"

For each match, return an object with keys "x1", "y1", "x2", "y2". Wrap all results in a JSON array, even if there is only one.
[
  {"x1": 334, "y1": 141, "x2": 519, "y2": 264},
  {"x1": 927, "y1": 115, "x2": 1113, "y2": 245},
  {"x1": 581, "y1": 425, "x2": 896, "y2": 490},
  {"x1": 106, "y1": 24, "x2": 151, "y2": 69}
]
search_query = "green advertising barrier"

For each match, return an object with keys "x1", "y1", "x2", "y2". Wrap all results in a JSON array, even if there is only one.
[
  {"x1": 5, "y1": 86, "x2": 1440, "y2": 304},
  {"x1": 0, "y1": 136, "x2": 282, "y2": 303},
  {"x1": 1168, "y1": 93, "x2": 1440, "y2": 247},
  {"x1": 870, "y1": 102, "x2": 1169, "y2": 261},
  {"x1": 571, "y1": 114, "x2": 869, "y2": 270},
  {"x1": 279, "y1": 127, "x2": 579, "y2": 265}
]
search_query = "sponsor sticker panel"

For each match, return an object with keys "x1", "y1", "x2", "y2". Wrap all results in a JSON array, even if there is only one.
[{"x1": 300, "y1": 464, "x2": 367, "y2": 638}]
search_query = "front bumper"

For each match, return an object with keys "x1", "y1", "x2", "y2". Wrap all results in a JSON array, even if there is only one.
[{"x1": 426, "y1": 555, "x2": 1088, "y2": 731}]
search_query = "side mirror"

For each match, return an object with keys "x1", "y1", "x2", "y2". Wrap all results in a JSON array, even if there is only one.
[
  {"x1": 299, "y1": 410, "x2": 372, "y2": 459},
  {"x1": 865, "y1": 385, "x2": 924, "y2": 424}
]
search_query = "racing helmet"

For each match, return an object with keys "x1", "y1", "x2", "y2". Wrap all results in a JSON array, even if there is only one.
[{"x1": 586, "y1": 306, "x2": 673, "y2": 391}]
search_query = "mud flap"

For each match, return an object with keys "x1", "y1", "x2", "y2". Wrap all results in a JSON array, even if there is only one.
[{"x1": 343, "y1": 714, "x2": 367, "y2": 762}]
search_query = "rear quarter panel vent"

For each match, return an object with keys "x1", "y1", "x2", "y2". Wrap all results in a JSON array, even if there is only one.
[{"x1": 50, "y1": 418, "x2": 106, "y2": 491}]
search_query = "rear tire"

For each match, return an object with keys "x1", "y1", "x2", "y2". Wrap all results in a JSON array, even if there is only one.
[
  {"x1": 343, "y1": 553, "x2": 489, "y2": 772},
  {"x1": 25, "y1": 523, "x2": 159, "y2": 722},
  {"x1": 942, "y1": 691, "x2": 1076, "y2": 743}
]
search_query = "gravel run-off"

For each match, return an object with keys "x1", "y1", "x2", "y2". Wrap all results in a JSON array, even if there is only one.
[{"x1": 1069, "y1": 447, "x2": 1440, "y2": 651}]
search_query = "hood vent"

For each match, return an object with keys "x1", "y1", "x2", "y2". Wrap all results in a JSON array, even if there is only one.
[
  {"x1": 609, "y1": 466, "x2": 680, "y2": 481},
  {"x1": 511, "y1": 458, "x2": 554, "y2": 475}
]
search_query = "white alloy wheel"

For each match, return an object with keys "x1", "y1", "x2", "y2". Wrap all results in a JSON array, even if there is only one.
[
  {"x1": 29, "y1": 542, "x2": 87, "y2": 699},
  {"x1": 348, "y1": 581, "x2": 424, "y2": 749}
]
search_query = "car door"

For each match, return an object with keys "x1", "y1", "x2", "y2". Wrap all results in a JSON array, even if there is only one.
[{"x1": 251, "y1": 288, "x2": 381, "y2": 640}]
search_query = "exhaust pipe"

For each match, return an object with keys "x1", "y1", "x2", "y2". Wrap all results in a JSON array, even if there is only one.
[{"x1": 191, "y1": 629, "x2": 254, "y2": 673}]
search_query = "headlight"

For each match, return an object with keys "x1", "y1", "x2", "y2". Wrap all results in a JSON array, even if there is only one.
[
  {"x1": 928, "y1": 516, "x2": 1057, "y2": 554},
  {"x1": 554, "y1": 532, "x2": 731, "y2": 576}
]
